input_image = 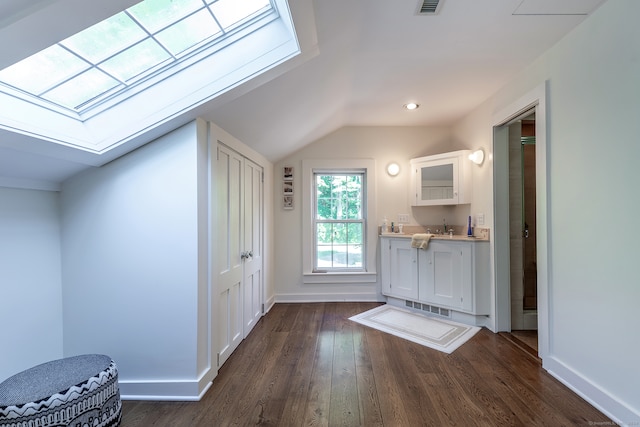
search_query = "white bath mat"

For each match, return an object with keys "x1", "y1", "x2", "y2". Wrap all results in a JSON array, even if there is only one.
[{"x1": 349, "y1": 304, "x2": 480, "y2": 354}]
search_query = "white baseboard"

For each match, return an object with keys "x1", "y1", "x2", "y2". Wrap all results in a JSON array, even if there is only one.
[
  {"x1": 274, "y1": 292, "x2": 383, "y2": 303},
  {"x1": 119, "y1": 367, "x2": 216, "y2": 401},
  {"x1": 264, "y1": 294, "x2": 276, "y2": 313},
  {"x1": 544, "y1": 356, "x2": 640, "y2": 425}
]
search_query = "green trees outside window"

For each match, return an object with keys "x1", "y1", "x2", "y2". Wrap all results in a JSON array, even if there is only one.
[{"x1": 314, "y1": 173, "x2": 365, "y2": 270}]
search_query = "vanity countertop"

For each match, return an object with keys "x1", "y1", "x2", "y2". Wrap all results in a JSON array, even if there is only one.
[
  {"x1": 380, "y1": 233, "x2": 489, "y2": 242},
  {"x1": 379, "y1": 226, "x2": 490, "y2": 241}
]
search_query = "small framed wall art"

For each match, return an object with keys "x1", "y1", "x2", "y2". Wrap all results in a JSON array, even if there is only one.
[
  {"x1": 283, "y1": 166, "x2": 293, "y2": 181},
  {"x1": 283, "y1": 166, "x2": 294, "y2": 210}
]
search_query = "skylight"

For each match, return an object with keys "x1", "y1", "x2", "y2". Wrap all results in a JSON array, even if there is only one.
[
  {"x1": 0, "y1": 0, "x2": 272, "y2": 114},
  {"x1": 0, "y1": 0, "x2": 308, "y2": 160}
]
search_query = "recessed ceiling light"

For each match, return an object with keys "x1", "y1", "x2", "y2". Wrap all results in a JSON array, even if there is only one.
[{"x1": 403, "y1": 103, "x2": 419, "y2": 110}]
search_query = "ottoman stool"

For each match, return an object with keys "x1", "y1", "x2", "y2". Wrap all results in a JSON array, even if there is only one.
[{"x1": 0, "y1": 354, "x2": 121, "y2": 427}]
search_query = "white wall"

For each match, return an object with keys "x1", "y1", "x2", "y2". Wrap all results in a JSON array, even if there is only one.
[
  {"x1": 0, "y1": 187, "x2": 63, "y2": 381},
  {"x1": 453, "y1": 0, "x2": 640, "y2": 422},
  {"x1": 60, "y1": 120, "x2": 213, "y2": 399},
  {"x1": 0, "y1": 117, "x2": 272, "y2": 399},
  {"x1": 273, "y1": 125, "x2": 477, "y2": 301}
]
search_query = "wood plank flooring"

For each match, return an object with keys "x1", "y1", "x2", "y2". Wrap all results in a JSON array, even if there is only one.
[
  {"x1": 510, "y1": 330, "x2": 539, "y2": 352},
  {"x1": 121, "y1": 302, "x2": 610, "y2": 426}
]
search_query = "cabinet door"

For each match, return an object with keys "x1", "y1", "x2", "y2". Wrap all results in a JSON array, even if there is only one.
[
  {"x1": 410, "y1": 150, "x2": 472, "y2": 206},
  {"x1": 388, "y1": 239, "x2": 418, "y2": 300},
  {"x1": 418, "y1": 242, "x2": 466, "y2": 309},
  {"x1": 413, "y1": 157, "x2": 459, "y2": 206}
]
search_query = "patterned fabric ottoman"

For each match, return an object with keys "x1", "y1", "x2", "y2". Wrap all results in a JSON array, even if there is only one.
[{"x1": 0, "y1": 354, "x2": 121, "y2": 427}]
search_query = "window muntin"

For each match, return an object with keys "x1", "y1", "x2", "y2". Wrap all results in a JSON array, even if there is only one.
[
  {"x1": 314, "y1": 172, "x2": 366, "y2": 271},
  {"x1": 0, "y1": 0, "x2": 273, "y2": 112}
]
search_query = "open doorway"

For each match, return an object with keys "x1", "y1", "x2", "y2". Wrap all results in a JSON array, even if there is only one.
[
  {"x1": 508, "y1": 116, "x2": 538, "y2": 354},
  {"x1": 492, "y1": 82, "x2": 549, "y2": 362}
]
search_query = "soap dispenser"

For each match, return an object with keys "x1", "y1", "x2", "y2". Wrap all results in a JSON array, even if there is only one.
[{"x1": 467, "y1": 215, "x2": 473, "y2": 237}]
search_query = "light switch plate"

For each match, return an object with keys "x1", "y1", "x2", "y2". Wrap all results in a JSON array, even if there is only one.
[
  {"x1": 398, "y1": 214, "x2": 410, "y2": 223},
  {"x1": 476, "y1": 213, "x2": 485, "y2": 226}
]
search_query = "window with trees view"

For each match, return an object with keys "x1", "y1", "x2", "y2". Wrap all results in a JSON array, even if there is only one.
[{"x1": 314, "y1": 172, "x2": 366, "y2": 271}]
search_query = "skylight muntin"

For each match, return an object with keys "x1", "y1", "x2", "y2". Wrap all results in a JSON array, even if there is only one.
[
  {"x1": 81, "y1": 4, "x2": 278, "y2": 117},
  {"x1": 0, "y1": 0, "x2": 276, "y2": 120}
]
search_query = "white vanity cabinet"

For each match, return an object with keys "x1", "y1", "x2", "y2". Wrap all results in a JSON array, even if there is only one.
[
  {"x1": 380, "y1": 236, "x2": 490, "y2": 316},
  {"x1": 410, "y1": 150, "x2": 472, "y2": 206}
]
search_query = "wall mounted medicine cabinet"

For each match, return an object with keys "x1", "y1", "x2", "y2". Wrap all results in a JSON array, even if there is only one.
[{"x1": 410, "y1": 150, "x2": 472, "y2": 206}]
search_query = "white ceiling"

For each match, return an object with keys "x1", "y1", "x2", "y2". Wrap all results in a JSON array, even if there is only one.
[{"x1": 0, "y1": 0, "x2": 606, "y2": 189}]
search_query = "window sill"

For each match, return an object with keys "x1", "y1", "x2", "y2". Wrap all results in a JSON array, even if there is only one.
[{"x1": 303, "y1": 271, "x2": 377, "y2": 284}]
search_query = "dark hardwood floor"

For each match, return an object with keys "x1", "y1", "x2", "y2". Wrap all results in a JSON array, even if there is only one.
[
  {"x1": 501, "y1": 330, "x2": 540, "y2": 361},
  {"x1": 121, "y1": 302, "x2": 609, "y2": 426},
  {"x1": 511, "y1": 330, "x2": 539, "y2": 352}
]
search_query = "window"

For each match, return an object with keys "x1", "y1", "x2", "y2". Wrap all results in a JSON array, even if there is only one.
[
  {"x1": 0, "y1": 0, "x2": 308, "y2": 158},
  {"x1": 0, "y1": 0, "x2": 273, "y2": 113},
  {"x1": 301, "y1": 158, "x2": 377, "y2": 284},
  {"x1": 313, "y1": 172, "x2": 365, "y2": 272}
]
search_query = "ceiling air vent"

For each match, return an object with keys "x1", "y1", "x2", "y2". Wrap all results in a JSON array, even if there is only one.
[{"x1": 418, "y1": 0, "x2": 443, "y2": 15}]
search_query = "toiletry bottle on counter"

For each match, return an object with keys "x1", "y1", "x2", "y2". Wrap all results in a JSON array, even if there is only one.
[
  {"x1": 382, "y1": 217, "x2": 388, "y2": 233},
  {"x1": 391, "y1": 222, "x2": 395, "y2": 233},
  {"x1": 467, "y1": 215, "x2": 473, "y2": 237}
]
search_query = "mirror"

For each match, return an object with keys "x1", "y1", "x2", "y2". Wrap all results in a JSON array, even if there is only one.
[{"x1": 420, "y1": 164, "x2": 454, "y2": 201}]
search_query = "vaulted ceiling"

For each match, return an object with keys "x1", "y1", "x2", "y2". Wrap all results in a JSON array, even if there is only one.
[{"x1": 0, "y1": 0, "x2": 606, "y2": 189}]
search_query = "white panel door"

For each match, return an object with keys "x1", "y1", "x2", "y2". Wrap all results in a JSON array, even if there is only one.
[
  {"x1": 427, "y1": 242, "x2": 464, "y2": 309},
  {"x1": 242, "y1": 159, "x2": 263, "y2": 338},
  {"x1": 389, "y1": 239, "x2": 418, "y2": 300},
  {"x1": 216, "y1": 144, "x2": 244, "y2": 367}
]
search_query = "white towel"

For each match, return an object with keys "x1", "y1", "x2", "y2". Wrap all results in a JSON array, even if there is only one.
[{"x1": 411, "y1": 233, "x2": 433, "y2": 249}]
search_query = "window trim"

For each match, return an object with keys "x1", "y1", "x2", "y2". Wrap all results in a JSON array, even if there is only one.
[{"x1": 302, "y1": 158, "x2": 377, "y2": 284}]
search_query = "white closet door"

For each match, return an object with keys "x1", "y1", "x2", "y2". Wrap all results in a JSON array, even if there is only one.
[
  {"x1": 216, "y1": 144, "x2": 244, "y2": 367},
  {"x1": 243, "y1": 159, "x2": 263, "y2": 338}
]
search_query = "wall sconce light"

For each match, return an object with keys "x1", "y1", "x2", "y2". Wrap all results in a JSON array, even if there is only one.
[
  {"x1": 469, "y1": 149, "x2": 485, "y2": 165},
  {"x1": 387, "y1": 162, "x2": 400, "y2": 176}
]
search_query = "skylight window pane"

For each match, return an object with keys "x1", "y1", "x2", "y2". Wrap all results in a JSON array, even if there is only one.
[
  {"x1": 61, "y1": 13, "x2": 147, "y2": 63},
  {"x1": 100, "y1": 39, "x2": 171, "y2": 82},
  {"x1": 209, "y1": 0, "x2": 271, "y2": 29},
  {"x1": 43, "y1": 68, "x2": 121, "y2": 109},
  {"x1": 156, "y1": 10, "x2": 222, "y2": 56},
  {"x1": 129, "y1": 0, "x2": 204, "y2": 34},
  {"x1": 0, "y1": 45, "x2": 88, "y2": 95}
]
